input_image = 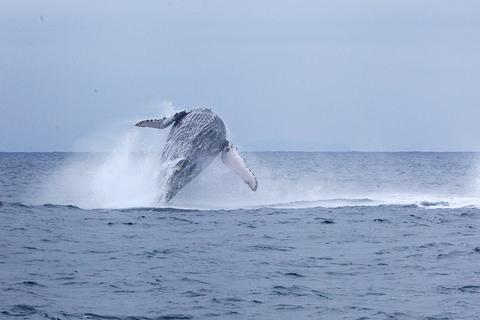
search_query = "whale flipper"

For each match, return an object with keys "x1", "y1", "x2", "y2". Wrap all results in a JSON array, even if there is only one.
[
  {"x1": 135, "y1": 110, "x2": 187, "y2": 129},
  {"x1": 221, "y1": 141, "x2": 258, "y2": 191}
]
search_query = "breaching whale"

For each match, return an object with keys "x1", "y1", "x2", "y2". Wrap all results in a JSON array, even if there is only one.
[{"x1": 135, "y1": 108, "x2": 258, "y2": 201}]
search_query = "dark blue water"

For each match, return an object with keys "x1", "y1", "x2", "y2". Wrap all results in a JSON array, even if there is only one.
[{"x1": 1, "y1": 152, "x2": 480, "y2": 319}]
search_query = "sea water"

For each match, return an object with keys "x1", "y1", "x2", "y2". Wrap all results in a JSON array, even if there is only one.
[{"x1": 1, "y1": 150, "x2": 480, "y2": 319}]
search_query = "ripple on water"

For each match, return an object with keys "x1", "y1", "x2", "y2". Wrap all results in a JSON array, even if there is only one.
[
  {"x1": 20, "y1": 281, "x2": 45, "y2": 287},
  {"x1": 2, "y1": 304, "x2": 39, "y2": 317},
  {"x1": 249, "y1": 244, "x2": 295, "y2": 252},
  {"x1": 271, "y1": 285, "x2": 329, "y2": 298},
  {"x1": 458, "y1": 285, "x2": 480, "y2": 293},
  {"x1": 82, "y1": 313, "x2": 194, "y2": 320},
  {"x1": 283, "y1": 272, "x2": 305, "y2": 278}
]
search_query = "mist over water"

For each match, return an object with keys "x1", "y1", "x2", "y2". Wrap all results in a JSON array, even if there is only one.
[
  {"x1": 14, "y1": 106, "x2": 479, "y2": 209},
  {"x1": 25, "y1": 124, "x2": 480, "y2": 210}
]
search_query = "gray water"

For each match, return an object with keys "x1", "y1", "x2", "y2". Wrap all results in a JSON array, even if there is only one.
[{"x1": 1, "y1": 152, "x2": 480, "y2": 319}]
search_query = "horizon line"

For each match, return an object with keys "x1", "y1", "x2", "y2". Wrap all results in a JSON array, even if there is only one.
[{"x1": 2, "y1": 150, "x2": 480, "y2": 154}]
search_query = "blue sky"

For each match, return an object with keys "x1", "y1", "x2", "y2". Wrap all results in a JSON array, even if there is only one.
[{"x1": 1, "y1": 0, "x2": 479, "y2": 151}]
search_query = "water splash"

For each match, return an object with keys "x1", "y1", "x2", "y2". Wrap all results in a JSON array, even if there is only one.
[
  {"x1": 89, "y1": 130, "x2": 165, "y2": 208},
  {"x1": 34, "y1": 117, "x2": 480, "y2": 210},
  {"x1": 37, "y1": 129, "x2": 173, "y2": 208}
]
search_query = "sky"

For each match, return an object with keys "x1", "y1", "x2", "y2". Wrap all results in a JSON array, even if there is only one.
[{"x1": 1, "y1": 0, "x2": 479, "y2": 151}]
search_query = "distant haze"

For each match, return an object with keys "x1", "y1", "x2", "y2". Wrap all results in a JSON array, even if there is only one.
[{"x1": 1, "y1": 1, "x2": 479, "y2": 151}]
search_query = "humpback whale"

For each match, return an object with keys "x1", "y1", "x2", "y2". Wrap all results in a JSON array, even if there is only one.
[{"x1": 135, "y1": 108, "x2": 257, "y2": 201}]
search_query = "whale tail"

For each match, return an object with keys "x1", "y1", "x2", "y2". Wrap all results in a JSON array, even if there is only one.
[
  {"x1": 135, "y1": 110, "x2": 187, "y2": 129},
  {"x1": 222, "y1": 141, "x2": 258, "y2": 191}
]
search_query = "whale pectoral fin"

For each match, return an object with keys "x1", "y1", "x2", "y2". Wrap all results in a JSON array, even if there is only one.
[
  {"x1": 135, "y1": 110, "x2": 187, "y2": 129},
  {"x1": 221, "y1": 141, "x2": 258, "y2": 191}
]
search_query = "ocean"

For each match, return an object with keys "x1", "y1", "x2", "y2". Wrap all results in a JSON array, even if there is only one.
[{"x1": 1, "y1": 151, "x2": 480, "y2": 319}]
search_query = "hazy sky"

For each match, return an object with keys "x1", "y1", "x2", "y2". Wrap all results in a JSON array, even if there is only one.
[{"x1": 1, "y1": 0, "x2": 479, "y2": 151}]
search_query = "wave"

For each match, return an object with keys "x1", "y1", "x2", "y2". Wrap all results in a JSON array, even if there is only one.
[
  {"x1": 265, "y1": 197, "x2": 462, "y2": 209},
  {"x1": 3, "y1": 195, "x2": 479, "y2": 212},
  {"x1": 1, "y1": 304, "x2": 193, "y2": 320}
]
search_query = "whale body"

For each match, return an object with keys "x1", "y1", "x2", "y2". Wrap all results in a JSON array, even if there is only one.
[{"x1": 135, "y1": 108, "x2": 257, "y2": 201}]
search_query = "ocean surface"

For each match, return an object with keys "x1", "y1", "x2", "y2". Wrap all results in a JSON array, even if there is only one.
[{"x1": 1, "y1": 150, "x2": 480, "y2": 319}]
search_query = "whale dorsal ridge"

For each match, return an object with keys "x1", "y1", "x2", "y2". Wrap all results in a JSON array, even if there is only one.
[{"x1": 135, "y1": 110, "x2": 187, "y2": 129}]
